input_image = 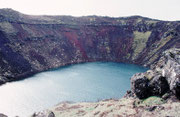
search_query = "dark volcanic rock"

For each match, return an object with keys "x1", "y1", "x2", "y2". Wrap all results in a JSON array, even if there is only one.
[
  {"x1": 149, "y1": 75, "x2": 169, "y2": 96},
  {"x1": 0, "y1": 8, "x2": 180, "y2": 84},
  {"x1": 48, "y1": 112, "x2": 55, "y2": 117},
  {"x1": 131, "y1": 48, "x2": 180, "y2": 99},
  {"x1": 31, "y1": 111, "x2": 48, "y2": 117},
  {"x1": 131, "y1": 73, "x2": 150, "y2": 99}
]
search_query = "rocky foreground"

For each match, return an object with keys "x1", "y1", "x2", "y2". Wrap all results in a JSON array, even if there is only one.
[
  {"x1": 32, "y1": 97, "x2": 180, "y2": 117},
  {"x1": 31, "y1": 48, "x2": 180, "y2": 117}
]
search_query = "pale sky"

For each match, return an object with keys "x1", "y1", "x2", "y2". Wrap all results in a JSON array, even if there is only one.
[{"x1": 0, "y1": 0, "x2": 180, "y2": 21}]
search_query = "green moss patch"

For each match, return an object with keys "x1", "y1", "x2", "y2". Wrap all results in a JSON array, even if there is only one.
[
  {"x1": 0, "y1": 22, "x2": 16, "y2": 34},
  {"x1": 132, "y1": 31, "x2": 151, "y2": 60},
  {"x1": 142, "y1": 96, "x2": 165, "y2": 106}
]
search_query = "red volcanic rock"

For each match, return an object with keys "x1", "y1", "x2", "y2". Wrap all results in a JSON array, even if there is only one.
[{"x1": 0, "y1": 8, "x2": 179, "y2": 84}]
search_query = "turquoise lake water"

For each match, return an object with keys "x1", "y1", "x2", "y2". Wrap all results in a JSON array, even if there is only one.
[{"x1": 0, "y1": 62, "x2": 147, "y2": 117}]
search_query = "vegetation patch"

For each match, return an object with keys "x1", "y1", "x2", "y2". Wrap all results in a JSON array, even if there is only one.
[
  {"x1": 132, "y1": 31, "x2": 151, "y2": 60},
  {"x1": 142, "y1": 96, "x2": 165, "y2": 105},
  {"x1": 135, "y1": 96, "x2": 165, "y2": 107},
  {"x1": 0, "y1": 22, "x2": 16, "y2": 34}
]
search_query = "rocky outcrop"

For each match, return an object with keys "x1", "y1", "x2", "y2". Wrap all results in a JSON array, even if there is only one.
[
  {"x1": 0, "y1": 8, "x2": 180, "y2": 84},
  {"x1": 131, "y1": 48, "x2": 180, "y2": 99}
]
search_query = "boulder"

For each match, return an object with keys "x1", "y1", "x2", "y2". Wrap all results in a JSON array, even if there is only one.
[
  {"x1": 131, "y1": 73, "x2": 150, "y2": 99},
  {"x1": 31, "y1": 111, "x2": 47, "y2": 117},
  {"x1": 149, "y1": 75, "x2": 169, "y2": 96},
  {"x1": 48, "y1": 112, "x2": 55, "y2": 117}
]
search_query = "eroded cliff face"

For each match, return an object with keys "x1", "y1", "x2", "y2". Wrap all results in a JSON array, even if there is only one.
[{"x1": 0, "y1": 8, "x2": 180, "y2": 84}]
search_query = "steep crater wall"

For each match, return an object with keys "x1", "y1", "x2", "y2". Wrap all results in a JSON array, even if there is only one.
[{"x1": 0, "y1": 9, "x2": 180, "y2": 84}]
